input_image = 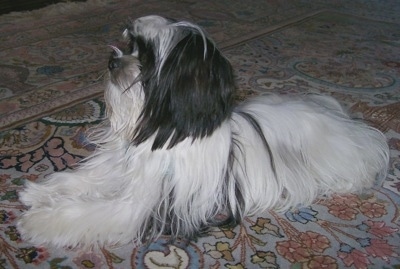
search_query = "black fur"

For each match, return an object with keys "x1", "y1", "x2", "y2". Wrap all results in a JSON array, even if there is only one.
[
  {"x1": 132, "y1": 31, "x2": 236, "y2": 150},
  {"x1": 236, "y1": 111, "x2": 277, "y2": 178}
]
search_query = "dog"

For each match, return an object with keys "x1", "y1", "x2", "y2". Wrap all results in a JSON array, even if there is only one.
[{"x1": 18, "y1": 15, "x2": 389, "y2": 248}]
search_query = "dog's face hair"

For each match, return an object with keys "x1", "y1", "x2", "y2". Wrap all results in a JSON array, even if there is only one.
[{"x1": 110, "y1": 15, "x2": 236, "y2": 150}]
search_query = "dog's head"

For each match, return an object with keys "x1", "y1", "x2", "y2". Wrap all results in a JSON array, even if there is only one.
[{"x1": 108, "y1": 15, "x2": 235, "y2": 150}]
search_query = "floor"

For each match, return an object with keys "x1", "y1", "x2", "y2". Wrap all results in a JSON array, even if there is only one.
[{"x1": 0, "y1": 0, "x2": 86, "y2": 15}]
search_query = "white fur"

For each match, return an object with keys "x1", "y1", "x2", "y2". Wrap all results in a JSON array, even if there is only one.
[
  {"x1": 231, "y1": 94, "x2": 388, "y2": 214},
  {"x1": 18, "y1": 15, "x2": 389, "y2": 248},
  {"x1": 128, "y1": 15, "x2": 207, "y2": 79},
  {"x1": 18, "y1": 91, "x2": 389, "y2": 247}
]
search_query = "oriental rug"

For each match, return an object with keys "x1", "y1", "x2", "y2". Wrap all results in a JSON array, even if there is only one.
[{"x1": 0, "y1": 1, "x2": 400, "y2": 269}]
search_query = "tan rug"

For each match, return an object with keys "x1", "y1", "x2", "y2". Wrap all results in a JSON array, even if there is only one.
[{"x1": 0, "y1": 1, "x2": 400, "y2": 268}]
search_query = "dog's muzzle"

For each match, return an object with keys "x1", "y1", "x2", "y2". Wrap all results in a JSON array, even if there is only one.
[{"x1": 108, "y1": 45, "x2": 124, "y2": 70}]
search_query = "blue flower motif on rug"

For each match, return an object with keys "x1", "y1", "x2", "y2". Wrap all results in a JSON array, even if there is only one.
[{"x1": 285, "y1": 207, "x2": 318, "y2": 224}]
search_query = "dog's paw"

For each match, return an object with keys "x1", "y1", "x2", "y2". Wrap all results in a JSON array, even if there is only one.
[
  {"x1": 17, "y1": 206, "x2": 86, "y2": 248},
  {"x1": 17, "y1": 200, "x2": 136, "y2": 247},
  {"x1": 18, "y1": 208, "x2": 61, "y2": 247}
]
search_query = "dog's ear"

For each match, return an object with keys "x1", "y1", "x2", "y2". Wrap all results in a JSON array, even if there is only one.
[{"x1": 133, "y1": 31, "x2": 236, "y2": 150}]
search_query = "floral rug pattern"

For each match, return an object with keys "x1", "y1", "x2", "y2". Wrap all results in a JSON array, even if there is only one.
[{"x1": 1, "y1": 2, "x2": 400, "y2": 269}]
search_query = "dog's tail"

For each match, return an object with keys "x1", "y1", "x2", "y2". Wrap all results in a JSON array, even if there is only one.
[{"x1": 229, "y1": 94, "x2": 389, "y2": 215}]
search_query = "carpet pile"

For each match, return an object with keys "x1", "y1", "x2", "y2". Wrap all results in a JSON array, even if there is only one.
[{"x1": 0, "y1": 1, "x2": 399, "y2": 268}]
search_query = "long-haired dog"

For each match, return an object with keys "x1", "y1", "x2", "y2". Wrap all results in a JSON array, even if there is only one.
[{"x1": 18, "y1": 15, "x2": 389, "y2": 247}]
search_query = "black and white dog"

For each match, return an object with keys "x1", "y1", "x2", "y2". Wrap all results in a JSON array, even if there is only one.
[{"x1": 18, "y1": 15, "x2": 389, "y2": 247}]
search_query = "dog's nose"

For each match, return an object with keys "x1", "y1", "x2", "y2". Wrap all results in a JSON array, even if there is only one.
[{"x1": 108, "y1": 58, "x2": 121, "y2": 70}]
